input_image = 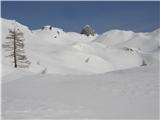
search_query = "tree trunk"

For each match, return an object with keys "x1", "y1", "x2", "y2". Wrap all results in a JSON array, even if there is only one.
[{"x1": 13, "y1": 29, "x2": 17, "y2": 68}]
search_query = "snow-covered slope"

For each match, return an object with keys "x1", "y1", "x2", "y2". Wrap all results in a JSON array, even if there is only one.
[
  {"x1": 1, "y1": 18, "x2": 154, "y2": 76},
  {"x1": 1, "y1": 18, "x2": 159, "y2": 119},
  {"x1": 95, "y1": 29, "x2": 135, "y2": 46},
  {"x1": 2, "y1": 62, "x2": 159, "y2": 119},
  {"x1": 115, "y1": 30, "x2": 160, "y2": 52},
  {"x1": 95, "y1": 29, "x2": 160, "y2": 52}
]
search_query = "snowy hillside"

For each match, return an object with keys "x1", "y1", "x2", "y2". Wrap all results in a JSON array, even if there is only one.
[
  {"x1": 2, "y1": 60, "x2": 159, "y2": 119},
  {"x1": 95, "y1": 29, "x2": 135, "y2": 46},
  {"x1": 1, "y1": 18, "x2": 159, "y2": 119},
  {"x1": 2, "y1": 18, "x2": 159, "y2": 75},
  {"x1": 95, "y1": 29, "x2": 160, "y2": 52}
]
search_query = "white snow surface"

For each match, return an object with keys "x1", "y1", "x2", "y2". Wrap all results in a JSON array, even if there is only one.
[
  {"x1": 2, "y1": 62, "x2": 159, "y2": 119},
  {"x1": 2, "y1": 18, "x2": 159, "y2": 75},
  {"x1": 1, "y1": 18, "x2": 160, "y2": 119}
]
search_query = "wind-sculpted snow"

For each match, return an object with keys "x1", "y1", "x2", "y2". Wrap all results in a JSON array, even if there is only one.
[
  {"x1": 2, "y1": 63, "x2": 159, "y2": 119},
  {"x1": 95, "y1": 29, "x2": 135, "y2": 46},
  {"x1": 2, "y1": 18, "x2": 157, "y2": 75},
  {"x1": 95, "y1": 29, "x2": 160, "y2": 52},
  {"x1": 1, "y1": 18, "x2": 159, "y2": 119}
]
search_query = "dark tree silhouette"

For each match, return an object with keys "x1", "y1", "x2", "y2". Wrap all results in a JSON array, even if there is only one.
[{"x1": 3, "y1": 28, "x2": 30, "y2": 68}]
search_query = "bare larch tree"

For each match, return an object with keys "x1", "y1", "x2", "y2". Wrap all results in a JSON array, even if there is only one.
[{"x1": 3, "y1": 28, "x2": 30, "y2": 68}]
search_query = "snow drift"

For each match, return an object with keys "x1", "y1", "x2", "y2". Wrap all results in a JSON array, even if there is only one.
[
  {"x1": 1, "y1": 18, "x2": 159, "y2": 119},
  {"x1": 2, "y1": 18, "x2": 158, "y2": 75},
  {"x1": 2, "y1": 62, "x2": 159, "y2": 119}
]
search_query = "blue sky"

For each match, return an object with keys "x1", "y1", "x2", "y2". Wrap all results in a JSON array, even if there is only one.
[{"x1": 1, "y1": 1, "x2": 160, "y2": 33}]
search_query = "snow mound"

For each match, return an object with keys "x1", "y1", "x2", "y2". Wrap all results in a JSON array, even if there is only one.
[
  {"x1": 1, "y1": 18, "x2": 159, "y2": 76},
  {"x1": 95, "y1": 28, "x2": 160, "y2": 52},
  {"x1": 95, "y1": 29, "x2": 134, "y2": 46},
  {"x1": 115, "y1": 30, "x2": 160, "y2": 52}
]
